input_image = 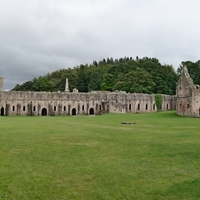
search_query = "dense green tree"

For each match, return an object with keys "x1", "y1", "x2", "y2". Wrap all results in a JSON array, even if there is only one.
[
  {"x1": 113, "y1": 68, "x2": 155, "y2": 93},
  {"x1": 12, "y1": 79, "x2": 36, "y2": 91},
  {"x1": 32, "y1": 76, "x2": 51, "y2": 91},
  {"x1": 178, "y1": 61, "x2": 200, "y2": 84},
  {"x1": 93, "y1": 60, "x2": 98, "y2": 66},
  {"x1": 140, "y1": 58, "x2": 176, "y2": 95},
  {"x1": 101, "y1": 73, "x2": 114, "y2": 91},
  {"x1": 11, "y1": 56, "x2": 178, "y2": 95},
  {"x1": 77, "y1": 65, "x2": 88, "y2": 92},
  {"x1": 88, "y1": 71, "x2": 102, "y2": 91}
]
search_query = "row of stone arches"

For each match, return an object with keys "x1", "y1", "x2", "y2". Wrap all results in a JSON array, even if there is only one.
[
  {"x1": 128, "y1": 103, "x2": 156, "y2": 112},
  {"x1": 128, "y1": 102, "x2": 170, "y2": 112},
  {"x1": 41, "y1": 107, "x2": 95, "y2": 116},
  {"x1": 71, "y1": 108, "x2": 94, "y2": 116}
]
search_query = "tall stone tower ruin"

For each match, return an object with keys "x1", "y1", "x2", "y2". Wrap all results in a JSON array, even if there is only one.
[
  {"x1": 65, "y1": 78, "x2": 69, "y2": 92},
  {"x1": 0, "y1": 77, "x2": 3, "y2": 91}
]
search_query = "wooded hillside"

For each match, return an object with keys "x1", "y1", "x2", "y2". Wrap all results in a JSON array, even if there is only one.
[{"x1": 12, "y1": 56, "x2": 182, "y2": 95}]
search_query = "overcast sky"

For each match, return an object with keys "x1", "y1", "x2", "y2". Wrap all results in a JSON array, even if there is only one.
[{"x1": 1, "y1": 0, "x2": 200, "y2": 90}]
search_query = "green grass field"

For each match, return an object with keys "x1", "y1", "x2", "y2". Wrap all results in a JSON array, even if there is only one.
[{"x1": 1, "y1": 111, "x2": 200, "y2": 200}]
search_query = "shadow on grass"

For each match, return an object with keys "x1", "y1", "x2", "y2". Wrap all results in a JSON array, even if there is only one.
[{"x1": 164, "y1": 178, "x2": 200, "y2": 199}]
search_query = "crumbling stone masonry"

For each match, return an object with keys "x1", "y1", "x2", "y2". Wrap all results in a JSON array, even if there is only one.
[
  {"x1": 0, "y1": 77, "x2": 176, "y2": 116},
  {"x1": 176, "y1": 66, "x2": 200, "y2": 117}
]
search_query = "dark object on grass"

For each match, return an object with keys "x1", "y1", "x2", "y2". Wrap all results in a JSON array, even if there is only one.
[{"x1": 121, "y1": 121, "x2": 136, "y2": 124}]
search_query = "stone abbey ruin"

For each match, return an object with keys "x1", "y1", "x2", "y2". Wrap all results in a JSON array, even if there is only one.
[
  {"x1": 0, "y1": 67, "x2": 197, "y2": 117},
  {"x1": 176, "y1": 66, "x2": 200, "y2": 117}
]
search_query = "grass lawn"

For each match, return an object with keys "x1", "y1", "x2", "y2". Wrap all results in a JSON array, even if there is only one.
[{"x1": 1, "y1": 111, "x2": 200, "y2": 199}]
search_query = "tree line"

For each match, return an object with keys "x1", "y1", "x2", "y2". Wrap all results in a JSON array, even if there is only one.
[{"x1": 12, "y1": 56, "x2": 198, "y2": 95}]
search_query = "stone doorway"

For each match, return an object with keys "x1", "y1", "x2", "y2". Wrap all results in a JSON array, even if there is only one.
[
  {"x1": 1, "y1": 107, "x2": 4, "y2": 116},
  {"x1": 42, "y1": 108, "x2": 47, "y2": 116},
  {"x1": 89, "y1": 108, "x2": 94, "y2": 115},
  {"x1": 72, "y1": 108, "x2": 76, "y2": 115}
]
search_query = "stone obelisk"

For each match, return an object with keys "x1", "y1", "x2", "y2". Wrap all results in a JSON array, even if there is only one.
[
  {"x1": 0, "y1": 77, "x2": 3, "y2": 91},
  {"x1": 65, "y1": 78, "x2": 69, "y2": 92}
]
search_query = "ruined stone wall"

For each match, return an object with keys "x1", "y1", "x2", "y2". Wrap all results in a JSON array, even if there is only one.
[
  {"x1": 175, "y1": 66, "x2": 200, "y2": 117},
  {"x1": 176, "y1": 67, "x2": 195, "y2": 117},
  {"x1": 0, "y1": 91, "x2": 109, "y2": 116},
  {"x1": 109, "y1": 93, "x2": 162, "y2": 113},
  {"x1": 162, "y1": 95, "x2": 176, "y2": 111},
  {"x1": 191, "y1": 88, "x2": 200, "y2": 117},
  {"x1": 0, "y1": 89, "x2": 175, "y2": 116}
]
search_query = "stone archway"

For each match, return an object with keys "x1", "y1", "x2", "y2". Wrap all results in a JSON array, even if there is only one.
[
  {"x1": 1, "y1": 107, "x2": 4, "y2": 116},
  {"x1": 42, "y1": 108, "x2": 47, "y2": 116},
  {"x1": 89, "y1": 108, "x2": 94, "y2": 115},
  {"x1": 72, "y1": 108, "x2": 76, "y2": 116}
]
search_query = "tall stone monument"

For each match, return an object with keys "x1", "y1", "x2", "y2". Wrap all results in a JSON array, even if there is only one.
[
  {"x1": 65, "y1": 78, "x2": 69, "y2": 92},
  {"x1": 0, "y1": 77, "x2": 3, "y2": 91}
]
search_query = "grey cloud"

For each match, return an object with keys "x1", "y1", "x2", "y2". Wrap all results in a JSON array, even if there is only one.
[{"x1": 1, "y1": 0, "x2": 200, "y2": 89}]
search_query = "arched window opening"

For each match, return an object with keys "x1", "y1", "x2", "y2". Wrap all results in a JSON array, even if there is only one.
[
  {"x1": 23, "y1": 106, "x2": 25, "y2": 112},
  {"x1": 42, "y1": 108, "x2": 47, "y2": 116},
  {"x1": 129, "y1": 104, "x2": 131, "y2": 110},
  {"x1": 63, "y1": 106, "x2": 66, "y2": 111},
  {"x1": 146, "y1": 104, "x2": 148, "y2": 110},
  {"x1": 99, "y1": 105, "x2": 101, "y2": 110},
  {"x1": 54, "y1": 106, "x2": 56, "y2": 111},
  {"x1": 13, "y1": 106, "x2": 15, "y2": 112},
  {"x1": 72, "y1": 108, "x2": 76, "y2": 115},
  {"x1": 33, "y1": 106, "x2": 36, "y2": 112},
  {"x1": 89, "y1": 108, "x2": 94, "y2": 115},
  {"x1": 82, "y1": 105, "x2": 84, "y2": 111},
  {"x1": 138, "y1": 104, "x2": 140, "y2": 110},
  {"x1": 153, "y1": 104, "x2": 155, "y2": 110}
]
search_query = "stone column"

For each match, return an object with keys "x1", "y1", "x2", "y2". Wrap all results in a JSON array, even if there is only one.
[
  {"x1": 0, "y1": 77, "x2": 3, "y2": 91},
  {"x1": 65, "y1": 78, "x2": 69, "y2": 92}
]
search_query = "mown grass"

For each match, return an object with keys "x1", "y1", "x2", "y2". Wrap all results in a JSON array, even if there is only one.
[{"x1": 1, "y1": 111, "x2": 200, "y2": 199}]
